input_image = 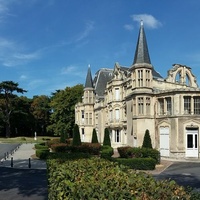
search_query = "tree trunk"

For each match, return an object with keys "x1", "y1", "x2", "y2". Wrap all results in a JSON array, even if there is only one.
[{"x1": 6, "y1": 122, "x2": 11, "y2": 138}]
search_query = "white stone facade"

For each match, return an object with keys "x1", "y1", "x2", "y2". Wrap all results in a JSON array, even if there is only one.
[{"x1": 75, "y1": 23, "x2": 200, "y2": 159}]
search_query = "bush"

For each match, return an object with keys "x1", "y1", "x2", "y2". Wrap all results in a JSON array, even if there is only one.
[
  {"x1": 100, "y1": 145, "x2": 114, "y2": 159},
  {"x1": 47, "y1": 139, "x2": 60, "y2": 148},
  {"x1": 36, "y1": 149, "x2": 50, "y2": 160},
  {"x1": 51, "y1": 143, "x2": 69, "y2": 152},
  {"x1": 72, "y1": 124, "x2": 81, "y2": 146},
  {"x1": 103, "y1": 128, "x2": 111, "y2": 146},
  {"x1": 91, "y1": 128, "x2": 98, "y2": 143},
  {"x1": 142, "y1": 129, "x2": 153, "y2": 148},
  {"x1": 113, "y1": 157, "x2": 156, "y2": 170},
  {"x1": 117, "y1": 146, "x2": 160, "y2": 164},
  {"x1": 35, "y1": 143, "x2": 48, "y2": 150},
  {"x1": 117, "y1": 146, "x2": 133, "y2": 158},
  {"x1": 47, "y1": 157, "x2": 190, "y2": 200}
]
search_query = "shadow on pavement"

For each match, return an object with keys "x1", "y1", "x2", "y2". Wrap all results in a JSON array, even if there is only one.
[{"x1": 0, "y1": 167, "x2": 48, "y2": 200}]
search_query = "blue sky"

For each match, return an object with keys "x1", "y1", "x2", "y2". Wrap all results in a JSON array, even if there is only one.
[{"x1": 1, "y1": 0, "x2": 200, "y2": 97}]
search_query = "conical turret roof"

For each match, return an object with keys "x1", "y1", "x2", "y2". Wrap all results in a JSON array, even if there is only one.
[
  {"x1": 85, "y1": 65, "x2": 93, "y2": 88},
  {"x1": 133, "y1": 21, "x2": 151, "y2": 65}
]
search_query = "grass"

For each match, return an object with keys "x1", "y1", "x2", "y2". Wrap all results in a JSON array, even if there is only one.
[{"x1": 0, "y1": 136, "x2": 60, "y2": 144}]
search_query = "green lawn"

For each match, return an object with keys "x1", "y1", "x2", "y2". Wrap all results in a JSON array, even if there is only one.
[{"x1": 0, "y1": 136, "x2": 60, "y2": 144}]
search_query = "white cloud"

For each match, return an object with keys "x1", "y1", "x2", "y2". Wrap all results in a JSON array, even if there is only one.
[
  {"x1": 124, "y1": 24, "x2": 134, "y2": 31},
  {"x1": 19, "y1": 75, "x2": 27, "y2": 80},
  {"x1": 131, "y1": 14, "x2": 162, "y2": 29},
  {"x1": 76, "y1": 21, "x2": 94, "y2": 42}
]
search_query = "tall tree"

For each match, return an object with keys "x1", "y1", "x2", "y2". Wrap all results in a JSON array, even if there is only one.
[
  {"x1": 0, "y1": 81, "x2": 26, "y2": 137},
  {"x1": 72, "y1": 124, "x2": 81, "y2": 146},
  {"x1": 30, "y1": 95, "x2": 51, "y2": 136},
  {"x1": 91, "y1": 128, "x2": 98, "y2": 143},
  {"x1": 142, "y1": 129, "x2": 153, "y2": 149},
  {"x1": 47, "y1": 84, "x2": 83, "y2": 137},
  {"x1": 103, "y1": 128, "x2": 111, "y2": 146}
]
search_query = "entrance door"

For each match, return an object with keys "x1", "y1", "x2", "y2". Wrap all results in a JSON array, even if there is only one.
[
  {"x1": 186, "y1": 129, "x2": 198, "y2": 158},
  {"x1": 160, "y1": 127, "x2": 170, "y2": 157}
]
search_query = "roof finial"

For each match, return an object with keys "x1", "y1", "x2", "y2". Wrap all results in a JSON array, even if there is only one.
[
  {"x1": 140, "y1": 20, "x2": 143, "y2": 26},
  {"x1": 88, "y1": 64, "x2": 90, "y2": 68}
]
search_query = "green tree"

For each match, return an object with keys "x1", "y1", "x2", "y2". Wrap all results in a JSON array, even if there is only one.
[
  {"x1": 0, "y1": 81, "x2": 26, "y2": 137},
  {"x1": 47, "y1": 84, "x2": 83, "y2": 137},
  {"x1": 91, "y1": 128, "x2": 98, "y2": 143},
  {"x1": 11, "y1": 96, "x2": 34, "y2": 137},
  {"x1": 72, "y1": 124, "x2": 81, "y2": 146},
  {"x1": 60, "y1": 131, "x2": 67, "y2": 143},
  {"x1": 103, "y1": 128, "x2": 111, "y2": 146},
  {"x1": 30, "y1": 95, "x2": 51, "y2": 136},
  {"x1": 142, "y1": 129, "x2": 152, "y2": 148}
]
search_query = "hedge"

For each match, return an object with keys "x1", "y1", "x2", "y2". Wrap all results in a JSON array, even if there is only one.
[
  {"x1": 47, "y1": 157, "x2": 191, "y2": 200},
  {"x1": 35, "y1": 143, "x2": 49, "y2": 150},
  {"x1": 117, "y1": 146, "x2": 160, "y2": 164},
  {"x1": 100, "y1": 145, "x2": 114, "y2": 159},
  {"x1": 113, "y1": 157, "x2": 156, "y2": 170},
  {"x1": 36, "y1": 149, "x2": 50, "y2": 160}
]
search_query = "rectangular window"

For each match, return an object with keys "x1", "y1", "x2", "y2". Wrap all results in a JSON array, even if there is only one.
[
  {"x1": 166, "y1": 97, "x2": 171, "y2": 115},
  {"x1": 194, "y1": 97, "x2": 200, "y2": 114},
  {"x1": 146, "y1": 70, "x2": 150, "y2": 87},
  {"x1": 184, "y1": 96, "x2": 191, "y2": 114},
  {"x1": 85, "y1": 113, "x2": 88, "y2": 125},
  {"x1": 115, "y1": 88, "x2": 120, "y2": 101},
  {"x1": 138, "y1": 70, "x2": 143, "y2": 87},
  {"x1": 138, "y1": 97, "x2": 144, "y2": 114},
  {"x1": 146, "y1": 97, "x2": 150, "y2": 115},
  {"x1": 115, "y1": 129, "x2": 121, "y2": 142},
  {"x1": 158, "y1": 99, "x2": 164, "y2": 115},
  {"x1": 89, "y1": 91, "x2": 92, "y2": 103},
  {"x1": 81, "y1": 110, "x2": 84, "y2": 118},
  {"x1": 115, "y1": 109, "x2": 120, "y2": 121},
  {"x1": 89, "y1": 113, "x2": 92, "y2": 125}
]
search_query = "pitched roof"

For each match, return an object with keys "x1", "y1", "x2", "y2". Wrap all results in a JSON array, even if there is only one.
[
  {"x1": 85, "y1": 66, "x2": 93, "y2": 88},
  {"x1": 133, "y1": 21, "x2": 151, "y2": 65},
  {"x1": 93, "y1": 68, "x2": 113, "y2": 97}
]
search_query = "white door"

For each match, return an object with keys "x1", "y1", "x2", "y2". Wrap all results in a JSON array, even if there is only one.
[
  {"x1": 186, "y1": 129, "x2": 198, "y2": 158},
  {"x1": 160, "y1": 127, "x2": 170, "y2": 157}
]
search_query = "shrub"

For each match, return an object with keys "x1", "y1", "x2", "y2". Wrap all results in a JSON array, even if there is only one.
[
  {"x1": 113, "y1": 157, "x2": 156, "y2": 170},
  {"x1": 36, "y1": 149, "x2": 50, "y2": 160},
  {"x1": 35, "y1": 143, "x2": 48, "y2": 150},
  {"x1": 51, "y1": 143, "x2": 69, "y2": 152},
  {"x1": 103, "y1": 128, "x2": 111, "y2": 146},
  {"x1": 100, "y1": 145, "x2": 114, "y2": 159},
  {"x1": 60, "y1": 131, "x2": 67, "y2": 143},
  {"x1": 117, "y1": 146, "x2": 133, "y2": 158},
  {"x1": 47, "y1": 139, "x2": 60, "y2": 148},
  {"x1": 47, "y1": 157, "x2": 190, "y2": 199},
  {"x1": 142, "y1": 129, "x2": 152, "y2": 148},
  {"x1": 91, "y1": 128, "x2": 98, "y2": 143},
  {"x1": 72, "y1": 124, "x2": 81, "y2": 146}
]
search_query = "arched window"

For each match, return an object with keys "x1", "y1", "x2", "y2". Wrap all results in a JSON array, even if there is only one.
[
  {"x1": 175, "y1": 71, "x2": 181, "y2": 83},
  {"x1": 185, "y1": 73, "x2": 191, "y2": 86}
]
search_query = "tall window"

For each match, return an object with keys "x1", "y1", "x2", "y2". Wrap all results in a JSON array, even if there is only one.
[
  {"x1": 184, "y1": 96, "x2": 191, "y2": 114},
  {"x1": 115, "y1": 129, "x2": 121, "y2": 142},
  {"x1": 158, "y1": 99, "x2": 164, "y2": 115},
  {"x1": 194, "y1": 97, "x2": 200, "y2": 114},
  {"x1": 146, "y1": 97, "x2": 150, "y2": 115},
  {"x1": 85, "y1": 113, "x2": 88, "y2": 124},
  {"x1": 138, "y1": 97, "x2": 144, "y2": 114},
  {"x1": 89, "y1": 113, "x2": 92, "y2": 124},
  {"x1": 166, "y1": 97, "x2": 171, "y2": 115},
  {"x1": 138, "y1": 70, "x2": 143, "y2": 87},
  {"x1": 146, "y1": 70, "x2": 150, "y2": 87},
  {"x1": 115, "y1": 88, "x2": 120, "y2": 101},
  {"x1": 89, "y1": 91, "x2": 93, "y2": 103},
  {"x1": 115, "y1": 109, "x2": 120, "y2": 121}
]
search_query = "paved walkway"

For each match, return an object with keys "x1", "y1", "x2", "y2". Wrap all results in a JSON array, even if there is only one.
[
  {"x1": 0, "y1": 143, "x2": 48, "y2": 200},
  {"x1": 0, "y1": 143, "x2": 46, "y2": 169}
]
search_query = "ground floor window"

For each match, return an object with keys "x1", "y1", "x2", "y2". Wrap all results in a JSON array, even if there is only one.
[{"x1": 115, "y1": 129, "x2": 121, "y2": 142}]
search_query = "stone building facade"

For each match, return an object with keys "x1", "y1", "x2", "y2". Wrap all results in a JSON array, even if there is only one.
[{"x1": 75, "y1": 21, "x2": 200, "y2": 159}]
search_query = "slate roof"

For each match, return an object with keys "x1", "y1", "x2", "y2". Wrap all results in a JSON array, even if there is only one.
[
  {"x1": 85, "y1": 66, "x2": 93, "y2": 88},
  {"x1": 133, "y1": 21, "x2": 151, "y2": 65},
  {"x1": 93, "y1": 68, "x2": 113, "y2": 97}
]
